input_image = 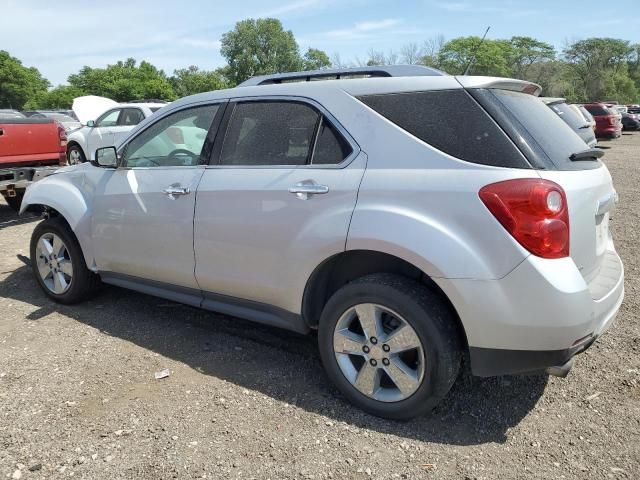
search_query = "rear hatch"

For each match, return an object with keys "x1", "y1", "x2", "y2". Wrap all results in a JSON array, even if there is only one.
[{"x1": 468, "y1": 87, "x2": 616, "y2": 283}]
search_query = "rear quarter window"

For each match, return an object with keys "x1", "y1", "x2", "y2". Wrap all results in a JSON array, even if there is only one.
[
  {"x1": 358, "y1": 90, "x2": 530, "y2": 169},
  {"x1": 472, "y1": 89, "x2": 601, "y2": 171}
]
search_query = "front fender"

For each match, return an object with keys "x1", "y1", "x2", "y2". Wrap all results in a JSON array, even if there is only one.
[{"x1": 21, "y1": 172, "x2": 95, "y2": 269}]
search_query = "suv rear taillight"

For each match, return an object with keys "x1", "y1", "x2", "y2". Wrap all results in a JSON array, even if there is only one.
[{"x1": 479, "y1": 179, "x2": 570, "y2": 259}]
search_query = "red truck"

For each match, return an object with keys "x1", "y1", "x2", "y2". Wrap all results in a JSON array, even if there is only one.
[{"x1": 0, "y1": 114, "x2": 67, "y2": 211}]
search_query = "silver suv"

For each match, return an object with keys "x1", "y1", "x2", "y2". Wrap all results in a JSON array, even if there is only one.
[{"x1": 21, "y1": 66, "x2": 624, "y2": 419}]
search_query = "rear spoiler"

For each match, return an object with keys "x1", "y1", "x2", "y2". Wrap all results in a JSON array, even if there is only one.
[{"x1": 455, "y1": 76, "x2": 542, "y2": 96}]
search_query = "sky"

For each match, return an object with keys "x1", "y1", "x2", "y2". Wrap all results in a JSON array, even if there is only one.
[{"x1": 2, "y1": 0, "x2": 639, "y2": 86}]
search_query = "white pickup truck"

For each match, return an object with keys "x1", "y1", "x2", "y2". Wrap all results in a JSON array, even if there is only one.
[{"x1": 66, "y1": 96, "x2": 167, "y2": 164}]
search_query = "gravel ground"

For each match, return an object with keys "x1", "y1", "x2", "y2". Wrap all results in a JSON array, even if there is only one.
[{"x1": 1, "y1": 133, "x2": 639, "y2": 480}]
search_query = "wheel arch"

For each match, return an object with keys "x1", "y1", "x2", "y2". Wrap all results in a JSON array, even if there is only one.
[
  {"x1": 21, "y1": 180, "x2": 95, "y2": 269},
  {"x1": 67, "y1": 141, "x2": 87, "y2": 161},
  {"x1": 302, "y1": 249, "x2": 468, "y2": 350}
]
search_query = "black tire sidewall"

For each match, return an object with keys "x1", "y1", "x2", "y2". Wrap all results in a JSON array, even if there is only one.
[{"x1": 318, "y1": 275, "x2": 460, "y2": 419}]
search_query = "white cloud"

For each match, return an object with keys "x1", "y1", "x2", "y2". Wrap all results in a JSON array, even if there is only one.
[
  {"x1": 261, "y1": 0, "x2": 323, "y2": 16},
  {"x1": 325, "y1": 18, "x2": 402, "y2": 40}
]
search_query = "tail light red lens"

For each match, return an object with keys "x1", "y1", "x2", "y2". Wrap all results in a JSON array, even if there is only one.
[
  {"x1": 56, "y1": 122, "x2": 67, "y2": 148},
  {"x1": 479, "y1": 179, "x2": 570, "y2": 259}
]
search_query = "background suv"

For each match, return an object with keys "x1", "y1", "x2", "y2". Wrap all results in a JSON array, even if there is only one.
[
  {"x1": 583, "y1": 103, "x2": 623, "y2": 138},
  {"x1": 21, "y1": 66, "x2": 624, "y2": 419}
]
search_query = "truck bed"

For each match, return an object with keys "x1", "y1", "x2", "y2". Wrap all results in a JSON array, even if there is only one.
[{"x1": 0, "y1": 118, "x2": 65, "y2": 168}]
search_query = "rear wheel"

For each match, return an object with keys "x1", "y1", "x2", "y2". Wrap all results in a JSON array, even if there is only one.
[
  {"x1": 30, "y1": 217, "x2": 100, "y2": 303},
  {"x1": 318, "y1": 274, "x2": 462, "y2": 419},
  {"x1": 2, "y1": 191, "x2": 24, "y2": 212},
  {"x1": 67, "y1": 145, "x2": 86, "y2": 165}
]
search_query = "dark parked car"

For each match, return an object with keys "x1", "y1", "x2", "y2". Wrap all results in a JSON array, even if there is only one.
[
  {"x1": 583, "y1": 103, "x2": 622, "y2": 139},
  {"x1": 542, "y1": 98, "x2": 597, "y2": 147},
  {"x1": 621, "y1": 112, "x2": 640, "y2": 131}
]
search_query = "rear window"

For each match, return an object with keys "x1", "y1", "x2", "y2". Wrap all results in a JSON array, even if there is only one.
[
  {"x1": 150, "y1": 107, "x2": 162, "y2": 113},
  {"x1": 359, "y1": 90, "x2": 530, "y2": 168},
  {"x1": 474, "y1": 89, "x2": 600, "y2": 171},
  {"x1": 548, "y1": 102, "x2": 584, "y2": 129},
  {"x1": 584, "y1": 105, "x2": 610, "y2": 116}
]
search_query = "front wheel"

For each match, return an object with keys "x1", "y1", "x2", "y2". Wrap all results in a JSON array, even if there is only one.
[
  {"x1": 30, "y1": 217, "x2": 101, "y2": 304},
  {"x1": 318, "y1": 274, "x2": 462, "y2": 419},
  {"x1": 67, "y1": 145, "x2": 86, "y2": 165}
]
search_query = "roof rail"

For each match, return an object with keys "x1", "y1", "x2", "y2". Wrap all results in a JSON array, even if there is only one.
[{"x1": 239, "y1": 65, "x2": 447, "y2": 87}]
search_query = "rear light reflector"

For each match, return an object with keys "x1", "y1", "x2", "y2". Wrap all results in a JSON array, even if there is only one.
[{"x1": 479, "y1": 179, "x2": 570, "y2": 259}]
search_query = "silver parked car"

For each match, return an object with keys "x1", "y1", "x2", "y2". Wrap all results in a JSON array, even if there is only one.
[{"x1": 21, "y1": 66, "x2": 624, "y2": 419}]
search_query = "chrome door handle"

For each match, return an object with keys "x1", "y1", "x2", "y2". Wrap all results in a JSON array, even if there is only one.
[
  {"x1": 163, "y1": 184, "x2": 190, "y2": 199},
  {"x1": 288, "y1": 181, "x2": 329, "y2": 200}
]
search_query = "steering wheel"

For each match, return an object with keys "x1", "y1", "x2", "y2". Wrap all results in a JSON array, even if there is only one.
[{"x1": 168, "y1": 148, "x2": 198, "y2": 165}]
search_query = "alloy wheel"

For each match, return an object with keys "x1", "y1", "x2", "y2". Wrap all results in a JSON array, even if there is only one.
[
  {"x1": 68, "y1": 149, "x2": 81, "y2": 165},
  {"x1": 333, "y1": 303, "x2": 425, "y2": 402},
  {"x1": 35, "y1": 232, "x2": 73, "y2": 294}
]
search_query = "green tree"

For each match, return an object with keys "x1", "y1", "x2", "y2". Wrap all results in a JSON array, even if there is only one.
[
  {"x1": 563, "y1": 38, "x2": 634, "y2": 100},
  {"x1": 67, "y1": 58, "x2": 175, "y2": 102},
  {"x1": 0, "y1": 50, "x2": 50, "y2": 109},
  {"x1": 221, "y1": 18, "x2": 328, "y2": 85},
  {"x1": 170, "y1": 66, "x2": 227, "y2": 98},
  {"x1": 23, "y1": 85, "x2": 86, "y2": 110},
  {"x1": 438, "y1": 37, "x2": 513, "y2": 76},
  {"x1": 508, "y1": 36, "x2": 556, "y2": 79},
  {"x1": 302, "y1": 48, "x2": 331, "y2": 71}
]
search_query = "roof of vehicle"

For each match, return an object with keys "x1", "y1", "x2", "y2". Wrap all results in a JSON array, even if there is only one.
[
  {"x1": 118, "y1": 103, "x2": 167, "y2": 109},
  {"x1": 239, "y1": 65, "x2": 447, "y2": 86},
  {"x1": 161, "y1": 73, "x2": 542, "y2": 115}
]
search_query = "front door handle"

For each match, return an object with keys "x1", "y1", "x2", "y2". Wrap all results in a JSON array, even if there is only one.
[
  {"x1": 163, "y1": 184, "x2": 190, "y2": 199},
  {"x1": 288, "y1": 181, "x2": 329, "y2": 200}
]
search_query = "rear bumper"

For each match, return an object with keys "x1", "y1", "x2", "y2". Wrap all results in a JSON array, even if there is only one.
[
  {"x1": 436, "y1": 241, "x2": 624, "y2": 376},
  {"x1": 0, "y1": 166, "x2": 61, "y2": 192},
  {"x1": 596, "y1": 126, "x2": 622, "y2": 138}
]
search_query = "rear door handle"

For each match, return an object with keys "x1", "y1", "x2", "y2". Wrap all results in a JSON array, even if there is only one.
[
  {"x1": 163, "y1": 184, "x2": 190, "y2": 199},
  {"x1": 288, "y1": 181, "x2": 329, "y2": 200},
  {"x1": 0, "y1": 128, "x2": 4, "y2": 136}
]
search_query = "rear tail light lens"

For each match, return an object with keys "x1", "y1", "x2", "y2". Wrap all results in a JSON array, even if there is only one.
[
  {"x1": 479, "y1": 179, "x2": 570, "y2": 259},
  {"x1": 56, "y1": 122, "x2": 67, "y2": 147}
]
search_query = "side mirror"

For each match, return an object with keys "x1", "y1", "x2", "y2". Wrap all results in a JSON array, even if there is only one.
[
  {"x1": 92, "y1": 146, "x2": 118, "y2": 168},
  {"x1": 86, "y1": 120, "x2": 95, "y2": 127}
]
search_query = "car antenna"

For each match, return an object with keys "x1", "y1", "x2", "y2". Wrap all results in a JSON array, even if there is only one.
[{"x1": 462, "y1": 26, "x2": 491, "y2": 76}]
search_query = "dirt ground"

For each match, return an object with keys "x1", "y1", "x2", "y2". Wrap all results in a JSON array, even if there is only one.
[{"x1": 1, "y1": 133, "x2": 639, "y2": 480}]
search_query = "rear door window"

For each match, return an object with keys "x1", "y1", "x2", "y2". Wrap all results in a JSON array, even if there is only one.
[
  {"x1": 119, "y1": 108, "x2": 145, "y2": 126},
  {"x1": 311, "y1": 119, "x2": 353, "y2": 165},
  {"x1": 219, "y1": 101, "x2": 320, "y2": 166},
  {"x1": 359, "y1": 90, "x2": 530, "y2": 169}
]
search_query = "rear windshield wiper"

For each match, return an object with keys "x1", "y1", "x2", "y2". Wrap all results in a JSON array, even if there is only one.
[{"x1": 569, "y1": 148, "x2": 604, "y2": 162}]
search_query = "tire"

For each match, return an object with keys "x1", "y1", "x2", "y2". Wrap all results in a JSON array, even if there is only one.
[
  {"x1": 318, "y1": 273, "x2": 462, "y2": 420},
  {"x1": 30, "y1": 216, "x2": 101, "y2": 304},
  {"x1": 67, "y1": 144, "x2": 86, "y2": 165},
  {"x1": 3, "y1": 191, "x2": 24, "y2": 212}
]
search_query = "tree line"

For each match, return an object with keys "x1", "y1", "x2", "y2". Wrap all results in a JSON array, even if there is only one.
[{"x1": 1, "y1": 17, "x2": 639, "y2": 110}]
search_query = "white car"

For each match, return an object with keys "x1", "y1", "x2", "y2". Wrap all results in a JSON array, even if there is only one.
[{"x1": 66, "y1": 96, "x2": 166, "y2": 164}]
